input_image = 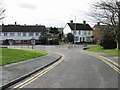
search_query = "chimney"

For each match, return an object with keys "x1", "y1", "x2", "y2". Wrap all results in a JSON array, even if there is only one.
[
  {"x1": 15, "y1": 22, "x2": 17, "y2": 25},
  {"x1": 70, "y1": 20, "x2": 73, "y2": 23},
  {"x1": 97, "y1": 22, "x2": 100, "y2": 25},
  {"x1": 83, "y1": 20, "x2": 86, "y2": 24}
]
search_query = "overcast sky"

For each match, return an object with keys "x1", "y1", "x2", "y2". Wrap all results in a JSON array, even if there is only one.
[{"x1": 2, "y1": 0, "x2": 97, "y2": 27}]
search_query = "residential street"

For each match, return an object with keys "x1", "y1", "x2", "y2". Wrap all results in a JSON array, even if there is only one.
[{"x1": 10, "y1": 45, "x2": 118, "y2": 88}]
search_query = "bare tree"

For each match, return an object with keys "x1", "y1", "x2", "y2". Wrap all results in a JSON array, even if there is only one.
[
  {"x1": 0, "y1": 3, "x2": 5, "y2": 21},
  {"x1": 89, "y1": 0, "x2": 120, "y2": 49}
]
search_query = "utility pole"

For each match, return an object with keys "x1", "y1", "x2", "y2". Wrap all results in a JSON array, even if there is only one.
[{"x1": 74, "y1": 16, "x2": 76, "y2": 47}]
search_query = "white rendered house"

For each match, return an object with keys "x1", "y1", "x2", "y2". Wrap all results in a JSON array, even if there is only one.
[
  {"x1": 0, "y1": 23, "x2": 47, "y2": 45},
  {"x1": 63, "y1": 21, "x2": 93, "y2": 43}
]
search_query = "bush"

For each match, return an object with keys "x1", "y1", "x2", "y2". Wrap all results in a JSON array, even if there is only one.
[
  {"x1": 99, "y1": 25, "x2": 117, "y2": 49},
  {"x1": 48, "y1": 39, "x2": 59, "y2": 45},
  {"x1": 100, "y1": 40, "x2": 117, "y2": 49}
]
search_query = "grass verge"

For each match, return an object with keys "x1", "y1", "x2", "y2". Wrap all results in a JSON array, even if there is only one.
[
  {"x1": 86, "y1": 46, "x2": 119, "y2": 56},
  {"x1": 0, "y1": 48, "x2": 48, "y2": 66}
]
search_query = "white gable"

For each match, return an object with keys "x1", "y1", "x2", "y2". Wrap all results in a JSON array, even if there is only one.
[{"x1": 63, "y1": 24, "x2": 71, "y2": 36}]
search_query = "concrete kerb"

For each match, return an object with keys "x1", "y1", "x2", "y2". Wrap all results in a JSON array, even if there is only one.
[
  {"x1": 98, "y1": 55, "x2": 120, "y2": 69},
  {"x1": 81, "y1": 50, "x2": 120, "y2": 69},
  {"x1": 1, "y1": 52, "x2": 62, "y2": 90}
]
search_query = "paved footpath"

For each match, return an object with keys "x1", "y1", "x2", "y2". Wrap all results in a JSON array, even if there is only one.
[{"x1": 1, "y1": 51, "x2": 61, "y2": 88}]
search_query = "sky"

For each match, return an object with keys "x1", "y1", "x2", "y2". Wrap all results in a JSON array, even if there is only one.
[{"x1": 2, "y1": 0, "x2": 97, "y2": 27}]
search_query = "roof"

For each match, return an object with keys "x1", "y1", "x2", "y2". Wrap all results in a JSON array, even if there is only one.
[
  {"x1": 67, "y1": 23, "x2": 93, "y2": 31},
  {"x1": 2, "y1": 25, "x2": 47, "y2": 32},
  {"x1": 93, "y1": 24, "x2": 107, "y2": 30}
]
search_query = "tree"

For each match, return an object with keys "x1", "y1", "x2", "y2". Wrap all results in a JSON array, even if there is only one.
[
  {"x1": 39, "y1": 31, "x2": 48, "y2": 44},
  {"x1": 49, "y1": 27, "x2": 60, "y2": 45},
  {"x1": 99, "y1": 25, "x2": 117, "y2": 49},
  {"x1": 66, "y1": 33, "x2": 74, "y2": 43},
  {"x1": 89, "y1": 0, "x2": 120, "y2": 49},
  {"x1": 49, "y1": 27, "x2": 59, "y2": 34},
  {"x1": 0, "y1": 3, "x2": 5, "y2": 21}
]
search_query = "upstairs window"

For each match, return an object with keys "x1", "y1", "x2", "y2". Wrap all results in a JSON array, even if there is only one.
[
  {"x1": 73, "y1": 31, "x2": 76, "y2": 35},
  {"x1": 18, "y1": 33, "x2": 21, "y2": 36},
  {"x1": 88, "y1": 31, "x2": 91, "y2": 35},
  {"x1": 23, "y1": 33, "x2": 27, "y2": 36},
  {"x1": 4, "y1": 33, "x2": 8, "y2": 36},
  {"x1": 79, "y1": 31, "x2": 81, "y2": 35},
  {"x1": 35, "y1": 32, "x2": 39, "y2": 36},
  {"x1": 29, "y1": 32, "x2": 34, "y2": 36},
  {"x1": 10, "y1": 32, "x2": 15, "y2": 36}
]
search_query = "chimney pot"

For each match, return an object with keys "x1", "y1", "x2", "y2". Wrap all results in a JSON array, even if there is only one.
[
  {"x1": 70, "y1": 20, "x2": 73, "y2": 23},
  {"x1": 15, "y1": 22, "x2": 17, "y2": 25},
  {"x1": 97, "y1": 22, "x2": 100, "y2": 25},
  {"x1": 83, "y1": 20, "x2": 86, "y2": 24}
]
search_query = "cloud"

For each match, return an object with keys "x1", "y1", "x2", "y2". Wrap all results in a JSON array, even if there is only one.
[{"x1": 19, "y1": 3, "x2": 37, "y2": 10}]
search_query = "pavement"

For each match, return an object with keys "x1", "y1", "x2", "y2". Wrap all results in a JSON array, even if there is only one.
[{"x1": 1, "y1": 51, "x2": 62, "y2": 89}]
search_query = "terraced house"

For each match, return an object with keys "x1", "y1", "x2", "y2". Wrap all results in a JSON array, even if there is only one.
[
  {"x1": 63, "y1": 20, "x2": 93, "y2": 43},
  {"x1": 0, "y1": 22, "x2": 47, "y2": 45}
]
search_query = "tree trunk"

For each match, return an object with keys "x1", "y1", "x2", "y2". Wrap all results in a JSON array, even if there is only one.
[{"x1": 116, "y1": 38, "x2": 120, "y2": 50}]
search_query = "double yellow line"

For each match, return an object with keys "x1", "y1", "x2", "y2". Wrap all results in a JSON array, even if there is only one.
[
  {"x1": 96, "y1": 55, "x2": 120, "y2": 74},
  {"x1": 82, "y1": 51, "x2": 120, "y2": 74},
  {"x1": 12, "y1": 53, "x2": 64, "y2": 89}
]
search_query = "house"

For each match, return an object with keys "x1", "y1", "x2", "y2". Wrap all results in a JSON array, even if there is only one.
[
  {"x1": 93, "y1": 22, "x2": 106, "y2": 42},
  {"x1": 0, "y1": 22, "x2": 47, "y2": 45},
  {"x1": 63, "y1": 20, "x2": 93, "y2": 43}
]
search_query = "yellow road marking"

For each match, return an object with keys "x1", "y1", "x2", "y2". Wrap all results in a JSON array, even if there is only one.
[
  {"x1": 12, "y1": 53, "x2": 64, "y2": 89},
  {"x1": 81, "y1": 51, "x2": 120, "y2": 74}
]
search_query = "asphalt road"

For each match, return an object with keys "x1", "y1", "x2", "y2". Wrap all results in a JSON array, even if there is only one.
[{"x1": 10, "y1": 45, "x2": 118, "y2": 88}]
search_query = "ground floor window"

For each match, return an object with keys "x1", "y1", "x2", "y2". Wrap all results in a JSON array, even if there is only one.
[
  {"x1": 15, "y1": 40, "x2": 21, "y2": 43},
  {"x1": 74, "y1": 36, "x2": 79, "y2": 41},
  {"x1": 86, "y1": 36, "x2": 91, "y2": 42}
]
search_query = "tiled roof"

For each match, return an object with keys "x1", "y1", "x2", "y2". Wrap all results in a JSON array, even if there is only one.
[
  {"x1": 67, "y1": 23, "x2": 93, "y2": 31},
  {"x1": 2, "y1": 25, "x2": 47, "y2": 32}
]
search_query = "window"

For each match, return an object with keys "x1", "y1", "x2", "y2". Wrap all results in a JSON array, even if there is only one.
[
  {"x1": 10, "y1": 33, "x2": 15, "y2": 36},
  {"x1": 29, "y1": 32, "x2": 34, "y2": 36},
  {"x1": 79, "y1": 31, "x2": 81, "y2": 35},
  {"x1": 84, "y1": 31, "x2": 86, "y2": 35},
  {"x1": 35, "y1": 32, "x2": 39, "y2": 36},
  {"x1": 4, "y1": 33, "x2": 8, "y2": 36},
  {"x1": 23, "y1": 33, "x2": 26, "y2": 36},
  {"x1": 86, "y1": 36, "x2": 91, "y2": 42},
  {"x1": 88, "y1": 31, "x2": 91, "y2": 35},
  {"x1": 73, "y1": 31, "x2": 76, "y2": 35},
  {"x1": 18, "y1": 33, "x2": 21, "y2": 36},
  {"x1": 74, "y1": 36, "x2": 79, "y2": 41},
  {"x1": 15, "y1": 40, "x2": 21, "y2": 43}
]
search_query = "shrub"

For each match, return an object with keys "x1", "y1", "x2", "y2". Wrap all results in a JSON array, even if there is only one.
[{"x1": 100, "y1": 40, "x2": 117, "y2": 49}]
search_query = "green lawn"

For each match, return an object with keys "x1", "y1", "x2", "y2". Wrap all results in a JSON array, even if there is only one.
[
  {"x1": 0, "y1": 48, "x2": 48, "y2": 66},
  {"x1": 86, "y1": 46, "x2": 119, "y2": 56}
]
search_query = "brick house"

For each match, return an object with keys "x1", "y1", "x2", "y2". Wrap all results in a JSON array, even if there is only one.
[{"x1": 93, "y1": 22, "x2": 106, "y2": 42}]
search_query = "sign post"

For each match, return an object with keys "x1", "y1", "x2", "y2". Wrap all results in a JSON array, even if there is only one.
[{"x1": 31, "y1": 37, "x2": 35, "y2": 49}]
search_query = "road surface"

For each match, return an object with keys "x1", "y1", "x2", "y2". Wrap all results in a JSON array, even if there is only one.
[{"x1": 10, "y1": 45, "x2": 118, "y2": 88}]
